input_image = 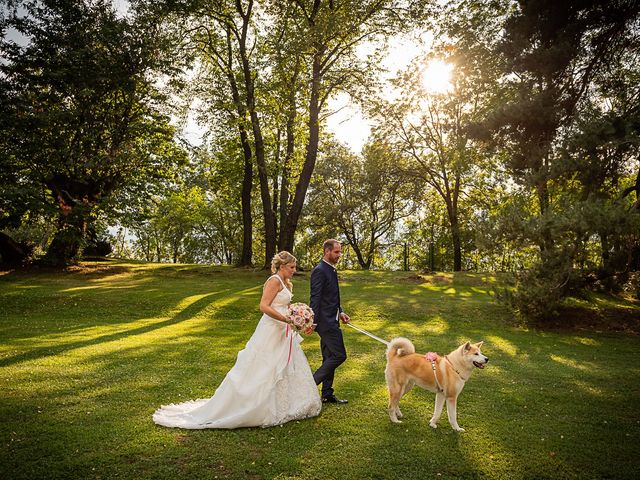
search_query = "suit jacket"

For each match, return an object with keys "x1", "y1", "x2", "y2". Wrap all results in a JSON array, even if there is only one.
[{"x1": 310, "y1": 260, "x2": 342, "y2": 333}]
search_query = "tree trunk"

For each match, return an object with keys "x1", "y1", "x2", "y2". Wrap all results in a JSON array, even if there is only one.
[
  {"x1": 224, "y1": 26, "x2": 253, "y2": 267},
  {"x1": 44, "y1": 206, "x2": 88, "y2": 266},
  {"x1": 0, "y1": 232, "x2": 30, "y2": 265},
  {"x1": 536, "y1": 157, "x2": 554, "y2": 252},
  {"x1": 252, "y1": 113, "x2": 277, "y2": 267},
  {"x1": 172, "y1": 240, "x2": 179, "y2": 263},
  {"x1": 280, "y1": 53, "x2": 323, "y2": 253},
  {"x1": 599, "y1": 231, "x2": 610, "y2": 268},
  {"x1": 272, "y1": 128, "x2": 281, "y2": 237},
  {"x1": 444, "y1": 189, "x2": 462, "y2": 272},
  {"x1": 451, "y1": 218, "x2": 462, "y2": 272},
  {"x1": 239, "y1": 132, "x2": 253, "y2": 266},
  {"x1": 278, "y1": 99, "x2": 296, "y2": 251},
  {"x1": 236, "y1": 2, "x2": 276, "y2": 267},
  {"x1": 278, "y1": 63, "x2": 300, "y2": 252},
  {"x1": 350, "y1": 242, "x2": 368, "y2": 269}
]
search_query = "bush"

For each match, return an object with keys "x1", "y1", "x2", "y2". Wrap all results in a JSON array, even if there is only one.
[{"x1": 496, "y1": 249, "x2": 583, "y2": 321}]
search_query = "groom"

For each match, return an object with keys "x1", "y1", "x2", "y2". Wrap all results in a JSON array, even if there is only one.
[{"x1": 311, "y1": 239, "x2": 350, "y2": 404}]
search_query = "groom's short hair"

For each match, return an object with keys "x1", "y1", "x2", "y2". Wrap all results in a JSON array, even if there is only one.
[{"x1": 323, "y1": 239, "x2": 340, "y2": 252}]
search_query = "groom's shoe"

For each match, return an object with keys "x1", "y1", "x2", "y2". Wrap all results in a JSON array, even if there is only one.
[{"x1": 321, "y1": 395, "x2": 348, "y2": 404}]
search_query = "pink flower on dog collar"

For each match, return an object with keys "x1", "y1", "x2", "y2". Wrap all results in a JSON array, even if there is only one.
[{"x1": 425, "y1": 352, "x2": 438, "y2": 362}]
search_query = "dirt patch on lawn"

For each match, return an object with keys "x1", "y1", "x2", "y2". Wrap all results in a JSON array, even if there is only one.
[
  {"x1": 0, "y1": 262, "x2": 132, "y2": 278},
  {"x1": 430, "y1": 275, "x2": 453, "y2": 284},
  {"x1": 402, "y1": 274, "x2": 429, "y2": 284},
  {"x1": 401, "y1": 274, "x2": 453, "y2": 285},
  {"x1": 534, "y1": 306, "x2": 640, "y2": 335},
  {"x1": 63, "y1": 264, "x2": 131, "y2": 276}
]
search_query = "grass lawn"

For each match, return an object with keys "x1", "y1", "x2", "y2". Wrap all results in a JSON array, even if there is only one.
[{"x1": 1, "y1": 261, "x2": 639, "y2": 479}]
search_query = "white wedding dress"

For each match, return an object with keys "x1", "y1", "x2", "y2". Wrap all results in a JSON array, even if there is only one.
[{"x1": 153, "y1": 275, "x2": 321, "y2": 429}]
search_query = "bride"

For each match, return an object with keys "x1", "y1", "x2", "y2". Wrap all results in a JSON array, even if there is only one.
[{"x1": 153, "y1": 251, "x2": 322, "y2": 429}]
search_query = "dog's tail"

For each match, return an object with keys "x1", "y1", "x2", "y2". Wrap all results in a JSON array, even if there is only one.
[{"x1": 386, "y1": 337, "x2": 415, "y2": 359}]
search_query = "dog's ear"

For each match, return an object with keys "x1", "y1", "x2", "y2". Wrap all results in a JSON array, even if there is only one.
[
  {"x1": 463, "y1": 341, "x2": 471, "y2": 352},
  {"x1": 475, "y1": 341, "x2": 484, "y2": 349}
]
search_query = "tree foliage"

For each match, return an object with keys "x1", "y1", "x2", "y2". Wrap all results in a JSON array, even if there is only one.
[
  {"x1": 480, "y1": 0, "x2": 640, "y2": 318},
  {"x1": 145, "y1": 0, "x2": 430, "y2": 267},
  {"x1": 0, "y1": 0, "x2": 186, "y2": 265},
  {"x1": 308, "y1": 140, "x2": 416, "y2": 269}
]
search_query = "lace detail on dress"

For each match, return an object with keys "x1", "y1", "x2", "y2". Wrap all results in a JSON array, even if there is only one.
[{"x1": 263, "y1": 339, "x2": 322, "y2": 427}]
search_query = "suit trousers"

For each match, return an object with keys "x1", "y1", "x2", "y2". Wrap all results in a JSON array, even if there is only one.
[{"x1": 313, "y1": 327, "x2": 347, "y2": 397}]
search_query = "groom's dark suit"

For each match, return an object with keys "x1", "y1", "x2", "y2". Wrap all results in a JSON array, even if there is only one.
[{"x1": 310, "y1": 260, "x2": 347, "y2": 398}]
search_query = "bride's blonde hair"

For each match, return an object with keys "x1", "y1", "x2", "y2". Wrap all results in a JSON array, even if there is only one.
[{"x1": 271, "y1": 251, "x2": 296, "y2": 288}]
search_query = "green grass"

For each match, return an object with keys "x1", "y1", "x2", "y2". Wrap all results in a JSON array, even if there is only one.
[{"x1": 1, "y1": 261, "x2": 639, "y2": 479}]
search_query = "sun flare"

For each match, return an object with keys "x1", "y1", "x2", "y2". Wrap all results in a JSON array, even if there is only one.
[{"x1": 422, "y1": 59, "x2": 453, "y2": 93}]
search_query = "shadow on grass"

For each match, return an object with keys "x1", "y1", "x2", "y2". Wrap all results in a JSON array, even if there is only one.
[
  {"x1": 0, "y1": 289, "x2": 232, "y2": 368},
  {"x1": 0, "y1": 266, "x2": 266, "y2": 346},
  {"x1": 3, "y1": 265, "x2": 640, "y2": 479}
]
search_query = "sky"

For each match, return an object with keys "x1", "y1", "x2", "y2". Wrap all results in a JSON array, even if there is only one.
[
  {"x1": 325, "y1": 34, "x2": 429, "y2": 153},
  {"x1": 180, "y1": 32, "x2": 430, "y2": 152}
]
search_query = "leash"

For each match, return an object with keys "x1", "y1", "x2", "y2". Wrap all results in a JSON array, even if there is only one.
[
  {"x1": 346, "y1": 322, "x2": 389, "y2": 346},
  {"x1": 347, "y1": 322, "x2": 449, "y2": 391},
  {"x1": 425, "y1": 352, "x2": 444, "y2": 393}
]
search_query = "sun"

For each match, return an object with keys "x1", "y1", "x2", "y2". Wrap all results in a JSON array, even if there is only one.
[{"x1": 422, "y1": 59, "x2": 453, "y2": 93}]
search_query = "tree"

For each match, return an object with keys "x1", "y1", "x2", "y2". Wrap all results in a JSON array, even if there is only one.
[
  {"x1": 486, "y1": 0, "x2": 640, "y2": 246},
  {"x1": 308, "y1": 140, "x2": 415, "y2": 269},
  {"x1": 373, "y1": 55, "x2": 494, "y2": 271},
  {"x1": 190, "y1": 19, "x2": 257, "y2": 267},
  {"x1": 0, "y1": 0, "x2": 185, "y2": 266},
  {"x1": 480, "y1": 0, "x2": 640, "y2": 317},
  {"x1": 558, "y1": 63, "x2": 640, "y2": 275},
  {"x1": 153, "y1": 189, "x2": 202, "y2": 263},
  {"x1": 152, "y1": 0, "x2": 429, "y2": 267},
  {"x1": 275, "y1": 0, "x2": 414, "y2": 255}
]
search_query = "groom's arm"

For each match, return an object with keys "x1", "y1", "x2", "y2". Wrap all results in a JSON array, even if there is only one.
[
  {"x1": 337, "y1": 279, "x2": 349, "y2": 322},
  {"x1": 310, "y1": 267, "x2": 324, "y2": 319}
]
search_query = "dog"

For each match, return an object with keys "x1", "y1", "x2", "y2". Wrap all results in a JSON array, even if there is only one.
[{"x1": 385, "y1": 337, "x2": 488, "y2": 432}]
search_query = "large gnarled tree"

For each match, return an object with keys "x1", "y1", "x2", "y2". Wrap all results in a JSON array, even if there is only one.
[{"x1": 0, "y1": 0, "x2": 185, "y2": 266}]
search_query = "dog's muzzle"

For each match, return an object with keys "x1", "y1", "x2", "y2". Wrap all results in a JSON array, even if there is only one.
[{"x1": 473, "y1": 358, "x2": 488, "y2": 369}]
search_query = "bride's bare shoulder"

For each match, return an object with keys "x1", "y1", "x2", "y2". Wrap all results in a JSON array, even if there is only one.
[{"x1": 264, "y1": 275, "x2": 282, "y2": 289}]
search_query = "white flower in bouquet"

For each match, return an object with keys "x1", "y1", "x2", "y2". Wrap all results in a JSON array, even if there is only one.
[{"x1": 287, "y1": 302, "x2": 315, "y2": 333}]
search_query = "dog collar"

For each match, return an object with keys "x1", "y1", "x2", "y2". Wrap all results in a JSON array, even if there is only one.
[{"x1": 445, "y1": 355, "x2": 468, "y2": 381}]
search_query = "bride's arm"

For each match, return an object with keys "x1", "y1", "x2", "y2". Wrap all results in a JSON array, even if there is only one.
[{"x1": 260, "y1": 277, "x2": 288, "y2": 323}]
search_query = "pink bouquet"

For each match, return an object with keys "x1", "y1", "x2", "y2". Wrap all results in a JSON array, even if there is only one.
[{"x1": 286, "y1": 302, "x2": 315, "y2": 334}]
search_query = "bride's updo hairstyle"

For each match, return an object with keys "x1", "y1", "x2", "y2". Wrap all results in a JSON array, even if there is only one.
[
  {"x1": 271, "y1": 251, "x2": 296, "y2": 289},
  {"x1": 271, "y1": 251, "x2": 296, "y2": 273}
]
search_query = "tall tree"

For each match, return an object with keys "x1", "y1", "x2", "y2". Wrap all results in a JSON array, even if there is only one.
[
  {"x1": 308, "y1": 141, "x2": 415, "y2": 269},
  {"x1": 277, "y1": 0, "x2": 427, "y2": 254},
  {"x1": 373, "y1": 61, "x2": 494, "y2": 270},
  {"x1": 486, "y1": 0, "x2": 640, "y2": 249},
  {"x1": 479, "y1": 0, "x2": 640, "y2": 317},
  {"x1": 158, "y1": 0, "x2": 276, "y2": 266},
  {"x1": 154, "y1": 0, "x2": 428, "y2": 267}
]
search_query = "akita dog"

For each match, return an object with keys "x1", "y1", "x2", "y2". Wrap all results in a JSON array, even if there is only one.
[{"x1": 385, "y1": 337, "x2": 488, "y2": 431}]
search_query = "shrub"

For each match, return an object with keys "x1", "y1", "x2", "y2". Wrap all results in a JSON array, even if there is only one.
[{"x1": 496, "y1": 249, "x2": 583, "y2": 321}]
